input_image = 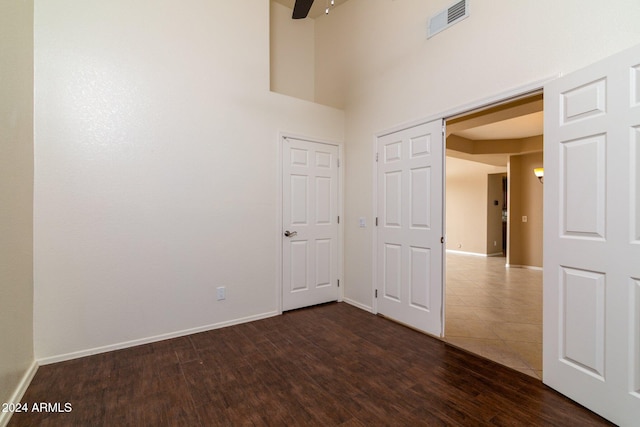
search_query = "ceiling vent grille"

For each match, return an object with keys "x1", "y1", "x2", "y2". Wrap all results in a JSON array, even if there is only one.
[{"x1": 428, "y1": 0, "x2": 469, "y2": 38}]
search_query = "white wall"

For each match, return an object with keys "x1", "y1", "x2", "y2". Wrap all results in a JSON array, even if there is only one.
[
  {"x1": 313, "y1": 0, "x2": 640, "y2": 309},
  {"x1": 33, "y1": 0, "x2": 344, "y2": 361},
  {"x1": 0, "y1": 0, "x2": 35, "y2": 409},
  {"x1": 270, "y1": 1, "x2": 316, "y2": 101}
]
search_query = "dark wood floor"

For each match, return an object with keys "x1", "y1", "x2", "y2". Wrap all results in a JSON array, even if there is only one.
[{"x1": 10, "y1": 302, "x2": 612, "y2": 426}]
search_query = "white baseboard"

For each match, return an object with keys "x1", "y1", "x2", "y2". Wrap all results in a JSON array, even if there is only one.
[
  {"x1": 506, "y1": 264, "x2": 543, "y2": 271},
  {"x1": 37, "y1": 311, "x2": 280, "y2": 366},
  {"x1": 0, "y1": 360, "x2": 39, "y2": 427},
  {"x1": 446, "y1": 249, "x2": 502, "y2": 257},
  {"x1": 343, "y1": 298, "x2": 373, "y2": 313}
]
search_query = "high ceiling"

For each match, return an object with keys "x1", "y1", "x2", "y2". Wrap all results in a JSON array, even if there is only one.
[
  {"x1": 273, "y1": 0, "x2": 351, "y2": 19},
  {"x1": 271, "y1": 1, "x2": 544, "y2": 167}
]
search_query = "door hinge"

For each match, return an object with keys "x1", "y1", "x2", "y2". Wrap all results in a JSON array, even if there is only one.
[
  {"x1": 337, "y1": 216, "x2": 340, "y2": 224},
  {"x1": 337, "y1": 158, "x2": 340, "y2": 167},
  {"x1": 375, "y1": 289, "x2": 378, "y2": 298},
  {"x1": 375, "y1": 217, "x2": 379, "y2": 226},
  {"x1": 375, "y1": 153, "x2": 379, "y2": 162},
  {"x1": 337, "y1": 279, "x2": 340, "y2": 287}
]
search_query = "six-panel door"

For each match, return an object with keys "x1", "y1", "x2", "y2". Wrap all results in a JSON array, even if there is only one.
[
  {"x1": 376, "y1": 120, "x2": 444, "y2": 337},
  {"x1": 282, "y1": 138, "x2": 339, "y2": 311},
  {"x1": 543, "y1": 43, "x2": 640, "y2": 426}
]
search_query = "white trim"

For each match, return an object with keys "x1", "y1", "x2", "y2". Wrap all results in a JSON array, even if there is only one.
[
  {"x1": 446, "y1": 249, "x2": 504, "y2": 257},
  {"x1": 371, "y1": 133, "x2": 379, "y2": 313},
  {"x1": 279, "y1": 132, "x2": 343, "y2": 147},
  {"x1": 505, "y1": 264, "x2": 543, "y2": 271},
  {"x1": 277, "y1": 132, "x2": 344, "y2": 311},
  {"x1": 506, "y1": 159, "x2": 513, "y2": 266},
  {"x1": 374, "y1": 76, "x2": 556, "y2": 139},
  {"x1": 37, "y1": 311, "x2": 279, "y2": 366},
  {"x1": 440, "y1": 122, "x2": 447, "y2": 338},
  {"x1": 0, "y1": 360, "x2": 39, "y2": 427},
  {"x1": 343, "y1": 298, "x2": 373, "y2": 313},
  {"x1": 276, "y1": 131, "x2": 283, "y2": 314},
  {"x1": 337, "y1": 143, "x2": 345, "y2": 303},
  {"x1": 442, "y1": 75, "x2": 556, "y2": 117}
]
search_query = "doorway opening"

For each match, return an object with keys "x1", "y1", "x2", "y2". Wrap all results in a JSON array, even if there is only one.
[{"x1": 443, "y1": 92, "x2": 544, "y2": 379}]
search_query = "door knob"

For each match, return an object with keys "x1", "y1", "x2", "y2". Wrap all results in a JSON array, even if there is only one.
[{"x1": 284, "y1": 230, "x2": 297, "y2": 237}]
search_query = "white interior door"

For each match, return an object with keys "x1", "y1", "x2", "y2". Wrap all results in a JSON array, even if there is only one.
[
  {"x1": 282, "y1": 137, "x2": 339, "y2": 311},
  {"x1": 544, "y1": 43, "x2": 640, "y2": 426},
  {"x1": 376, "y1": 120, "x2": 444, "y2": 336}
]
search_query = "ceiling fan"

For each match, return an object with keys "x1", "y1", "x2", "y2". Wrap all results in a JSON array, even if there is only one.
[
  {"x1": 292, "y1": 0, "x2": 315, "y2": 19},
  {"x1": 292, "y1": 0, "x2": 336, "y2": 19}
]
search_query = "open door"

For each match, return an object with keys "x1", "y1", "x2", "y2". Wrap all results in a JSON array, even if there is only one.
[
  {"x1": 376, "y1": 119, "x2": 444, "y2": 336},
  {"x1": 543, "y1": 43, "x2": 640, "y2": 425}
]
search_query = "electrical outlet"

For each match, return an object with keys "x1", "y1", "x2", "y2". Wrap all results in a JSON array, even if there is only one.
[
  {"x1": 216, "y1": 287, "x2": 226, "y2": 301},
  {"x1": 522, "y1": 216, "x2": 528, "y2": 223}
]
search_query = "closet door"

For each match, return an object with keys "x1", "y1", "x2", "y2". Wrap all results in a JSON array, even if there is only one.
[
  {"x1": 543, "y1": 43, "x2": 640, "y2": 426},
  {"x1": 376, "y1": 119, "x2": 444, "y2": 337}
]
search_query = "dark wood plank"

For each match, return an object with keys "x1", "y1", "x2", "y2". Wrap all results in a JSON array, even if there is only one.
[{"x1": 9, "y1": 302, "x2": 613, "y2": 426}]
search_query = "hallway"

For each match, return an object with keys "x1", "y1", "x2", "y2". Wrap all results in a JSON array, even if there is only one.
[{"x1": 444, "y1": 252, "x2": 543, "y2": 379}]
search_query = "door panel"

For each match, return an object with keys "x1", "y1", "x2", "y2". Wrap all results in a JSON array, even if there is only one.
[
  {"x1": 634, "y1": 127, "x2": 640, "y2": 241},
  {"x1": 560, "y1": 267, "x2": 606, "y2": 378},
  {"x1": 411, "y1": 167, "x2": 431, "y2": 228},
  {"x1": 561, "y1": 135, "x2": 606, "y2": 237},
  {"x1": 376, "y1": 120, "x2": 444, "y2": 336},
  {"x1": 384, "y1": 243, "x2": 402, "y2": 301},
  {"x1": 315, "y1": 239, "x2": 331, "y2": 287},
  {"x1": 316, "y1": 177, "x2": 331, "y2": 223},
  {"x1": 290, "y1": 241, "x2": 308, "y2": 292},
  {"x1": 290, "y1": 175, "x2": 308, "y2": 225},
  {"x1": 282, "y1": 138, "x2": 339, "y2": 311},
  {"x1": 633, "y1": 279, "x2": 640, "y2": 395},
  {"x1": 544, "y1": 43, "x2": 640, "y2": 426},
  {"x1": 409, "y1": 247, "x2": 431, "y2": 310}
]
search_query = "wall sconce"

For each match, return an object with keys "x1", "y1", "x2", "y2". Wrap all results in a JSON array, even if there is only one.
[{"x1": 533, "y1": 167, "x2": 544, "y2": 183}]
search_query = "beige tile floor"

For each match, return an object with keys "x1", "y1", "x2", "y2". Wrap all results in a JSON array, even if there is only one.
[{"x1": 444, "y1": 252, "x2": 543, "y2": 379}]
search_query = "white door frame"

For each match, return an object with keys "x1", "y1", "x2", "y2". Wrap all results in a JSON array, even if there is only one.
[
  {"x1": 277, "y1": 132, "x2": 344, "y2": 314},
  {"x1": 372, "y1": 78, "x2": 556, "y2": 315}
]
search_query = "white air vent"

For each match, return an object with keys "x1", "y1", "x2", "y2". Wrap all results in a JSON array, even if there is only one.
[{"x1": 428, "y1": 0, "x2": 469, "y2": 39}]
